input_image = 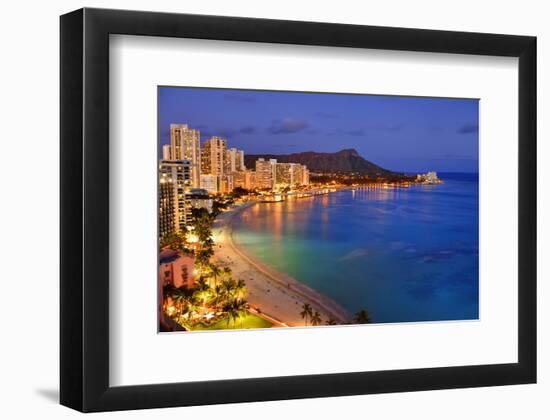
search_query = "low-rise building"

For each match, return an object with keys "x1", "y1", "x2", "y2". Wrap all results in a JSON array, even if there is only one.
[
  {"x1": 185, "y1": 188, "x2": 213, "y2": 215},
  {"x1": 159, "y1": 248, "x2": 196, "y2": 289},
  {"x1": 200, "y1": 174, "x2": 219, "y2": 193}
]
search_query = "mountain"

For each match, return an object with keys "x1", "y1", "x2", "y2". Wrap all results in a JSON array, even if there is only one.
[{"x1": 244, "y1": 149, "x2": 397, "y2": 176}]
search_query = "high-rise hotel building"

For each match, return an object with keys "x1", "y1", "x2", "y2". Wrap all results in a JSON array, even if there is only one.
[
  {"x1": 255, "y1": 158, "x2": 277, "y2": 189},
  {"x1": 225, "y1": 147, "x2": 245, "y2": 173},
  {"x1": 168, "y1": 124, "x2": 201, "y2": 188},
  {"x1": 201, "y1": 136, "x2": 227, "y2": 177},
  {"x1": 159, "y1": 160, "x2": 191, "y2": 238}
]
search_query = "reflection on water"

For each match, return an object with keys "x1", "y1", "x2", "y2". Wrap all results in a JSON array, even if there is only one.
[{"x1": 232, "y1": 173, "x2": 479, "y2": 323}]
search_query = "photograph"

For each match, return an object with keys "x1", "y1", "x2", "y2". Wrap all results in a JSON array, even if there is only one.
[{"x1": 158, "y1": 87, "x2": 479, "y2": 332}]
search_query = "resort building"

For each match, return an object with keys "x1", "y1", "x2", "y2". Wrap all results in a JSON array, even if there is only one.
[
  {"x1": 416, "y1": 171, "x2": 441, "y2": 184},
  {"x1": 201, "y1": 136, "x2": 227, "y2": 177},
  {"x1": 200, "y1": 174, "x2": 219, "y2": 194},
  {"x1": 226, "y1": 147, "x2": 246, "y2": 173},
  {"x1": 169, "y1": 124, "x2": 201, "y2": 188},
  {"x1": 162, "y1": 144, "x2": 171, "y2": 160},
  {"x1": 255, "y1": 158, "x2": 277, "y2": 190},
  {"x1": 159, "y1": 178, "x2": 176, "y2": 238},
  {"x1": 300, "y1": 166, "x2": 310, "y2": 186},
  {"x1": 159, "y1": 160, "x2": 192, "y2": 235},
  {"x1": 159, "y1": 248, "x2": 196, "y2": 289},
  {"x1": 185, "y1": 188, "x2": 213, "y2": 214},
  {"x1": 220, "y1": 174, "x2": 234, "y2": 193},
  {"x1": 273, "y1": 163, "x2": 310, "y2": 188},
  {"x1": 233, "y1": 169, "x2": 256, "y2": 190}
]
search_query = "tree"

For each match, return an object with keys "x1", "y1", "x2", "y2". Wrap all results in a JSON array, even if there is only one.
[
  {"x1": 325, "y1": 318, "x2": 337, "y2": 325},
  {"x1": 233, "y1": 279, "x2": 248, "y2": 300},
  {"x1": 195, "y1": 248, "x2": 214, "y2": 269},
  {"x1": 311, "y1": 311, "x2": 322, "y2": 326},
  {"x1": 223, "y1": 298, "x2": 249, "y2": 328},
  {"x1": 353, "y1": 309, "x2": 372, "y2": 324},
  {"x1": 208, "y1": 264, "x2": 222, "y2": 286},
  {"x1": 300, "y1": 303, "x2": 313, "y2": 326},
  {"x1": 231, "y1": 186, "x2": 249, "y2": 198}
]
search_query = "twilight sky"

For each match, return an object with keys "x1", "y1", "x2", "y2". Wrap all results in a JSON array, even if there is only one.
[{"x1": 159, "y1": 86, "x2": 479, "y2": 173}]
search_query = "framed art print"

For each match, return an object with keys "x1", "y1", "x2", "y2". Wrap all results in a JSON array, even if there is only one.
[{"x1": 60, "y1": 8, "x2": 536, "y2": 412}]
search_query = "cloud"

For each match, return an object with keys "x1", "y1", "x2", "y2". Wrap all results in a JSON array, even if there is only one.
[
  {"x1": 370, "y1": 122, "x2": 406, "y2": 131},
  {"x1": 223, "y1": 93, "x2": 256, "y2": 103},
  {"x1": 457, "y1": 123, "x2": 478, "y2": 134},
  {"x1": 216, "y1": 127, "x2": 238, "y2": 138},
  {"x1": 328, "y1": 128, "x2": 366, "y2": 137},
  {"x1": 240, "y1": 126, "x2": 256, "y2": 134},
  {"x1": 268, "y1": 118, "x2": 309, "y2": 134}
]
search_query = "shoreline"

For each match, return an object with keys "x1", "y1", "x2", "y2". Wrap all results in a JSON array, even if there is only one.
[{"x1": 212, "y1": 201, "x2": 352, "y2": 327}]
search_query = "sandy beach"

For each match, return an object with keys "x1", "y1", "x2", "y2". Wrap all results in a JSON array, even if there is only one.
[{"x1": 212, "y1": 202, "x2": 352, "y2": 327}]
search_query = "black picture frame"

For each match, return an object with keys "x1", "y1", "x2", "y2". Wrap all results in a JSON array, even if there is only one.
[{"x1": 60, "y1": 7, "x2": 537, "y2": 412}]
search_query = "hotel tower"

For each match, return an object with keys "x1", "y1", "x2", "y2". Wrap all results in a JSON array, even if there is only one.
[{"x1": 169, "y1": 124, "x2": 201, "y2": 188}]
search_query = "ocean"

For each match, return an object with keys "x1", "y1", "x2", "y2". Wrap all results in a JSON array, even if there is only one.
[{"x1": 231, "y1": 173, "x2": 479, "y2": 323}]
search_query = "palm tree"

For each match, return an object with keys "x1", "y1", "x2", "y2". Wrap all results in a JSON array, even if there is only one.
[
  {"x1": 300, "y1": 303, "x2": 313, "y2": 326},
  {"x1": 311, "y1": 311, "x2": 322, "y2": 326},
  {"x1": 209, "y1": 264, "x2": 222, "y2": 286},
  {"x1": 353, "y1": 309, "x2": 372, "y2": 324},
  {"x1": 224, "y1": 298, "x2": 249, "y2": 328},
  {"x1": 193, "y1": 287, "x2": 212, "y2": 307},
  {"x1": 233, "y1": 279, "x2": 248, "y2": 300},
  {"x1": 221, "y1": 278, "x2": 237, "y2": 298},
  {"x1": 325, "y1": 318, "x2": 337, "y2": 325}
]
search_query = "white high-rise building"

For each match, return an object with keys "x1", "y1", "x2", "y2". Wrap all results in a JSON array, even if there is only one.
[
  {"x1": 169, "y1": 124, "x2": 201, "y2": 188},
  {"x1": 226, "y1": 147, "x2": 246, "y2": 173},
  {"x1": 162, "y1": 144, "x2": 171, "y2": 160}
]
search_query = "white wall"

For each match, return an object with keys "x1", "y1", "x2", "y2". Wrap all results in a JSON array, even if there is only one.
[{"x1": 0, "y1": 0, "x2": 547, "y2": 418}]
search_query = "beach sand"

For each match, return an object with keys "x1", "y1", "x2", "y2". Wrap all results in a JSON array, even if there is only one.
[{"x1": 212, "y1": 202, "x2": 352, "y2": 328}]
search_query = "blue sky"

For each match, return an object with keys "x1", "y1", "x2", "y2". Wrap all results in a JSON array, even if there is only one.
[{"x1": 159, "y1": 87, "x2": 479, "y2": 173}]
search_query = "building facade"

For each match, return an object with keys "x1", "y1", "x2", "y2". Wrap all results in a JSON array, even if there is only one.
[
  {"x1": 159, "y1": 160, "x2": 192, "y2": 236},
  {"x1": 255, "y1": 158, "x2": 277, "y2": 190},
  {"x1": 159, "y1": 249, "x2": 196, "y2": 289},
  {"x1": 233, "y1": 169, "x2": 256, "y2": 190},
  {"x1": 201, "y1": 136, "x2": 227, "y2": 177},
  {"x1": 200, "y1": 174, "x2": 219, "y2": 194},
  {"x1": 226, "y1": 147, "x2": 246, "y2": 173},
  {"x1": 169, "y1": 124, "x2": 201, "y2": 187},
  {"x1": 159, "y1": 179, "x2": 176, "y2": 238},
  {"x1": 185, "y1": 188, "x2": 214, "y2": 215}
]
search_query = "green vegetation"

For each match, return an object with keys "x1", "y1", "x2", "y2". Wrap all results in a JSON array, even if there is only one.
[
  {"x1": 300, "y1": 303, "x2": 313, "y2": 326},
  {"x1": 193, "y1": 313, "x2": 273, "y2": 330},
  {"x1": 161, "y1": 198, "x2": 264, "y2": 331}
]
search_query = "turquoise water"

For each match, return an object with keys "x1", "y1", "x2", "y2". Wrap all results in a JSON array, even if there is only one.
[{"x1": 232, "y1": 173, "x2": 479, "y2": 323}]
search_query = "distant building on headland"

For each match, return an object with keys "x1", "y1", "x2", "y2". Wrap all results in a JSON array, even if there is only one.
[{"x1": 416, "y1": 171, "x2": 442, "y2": 184}]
